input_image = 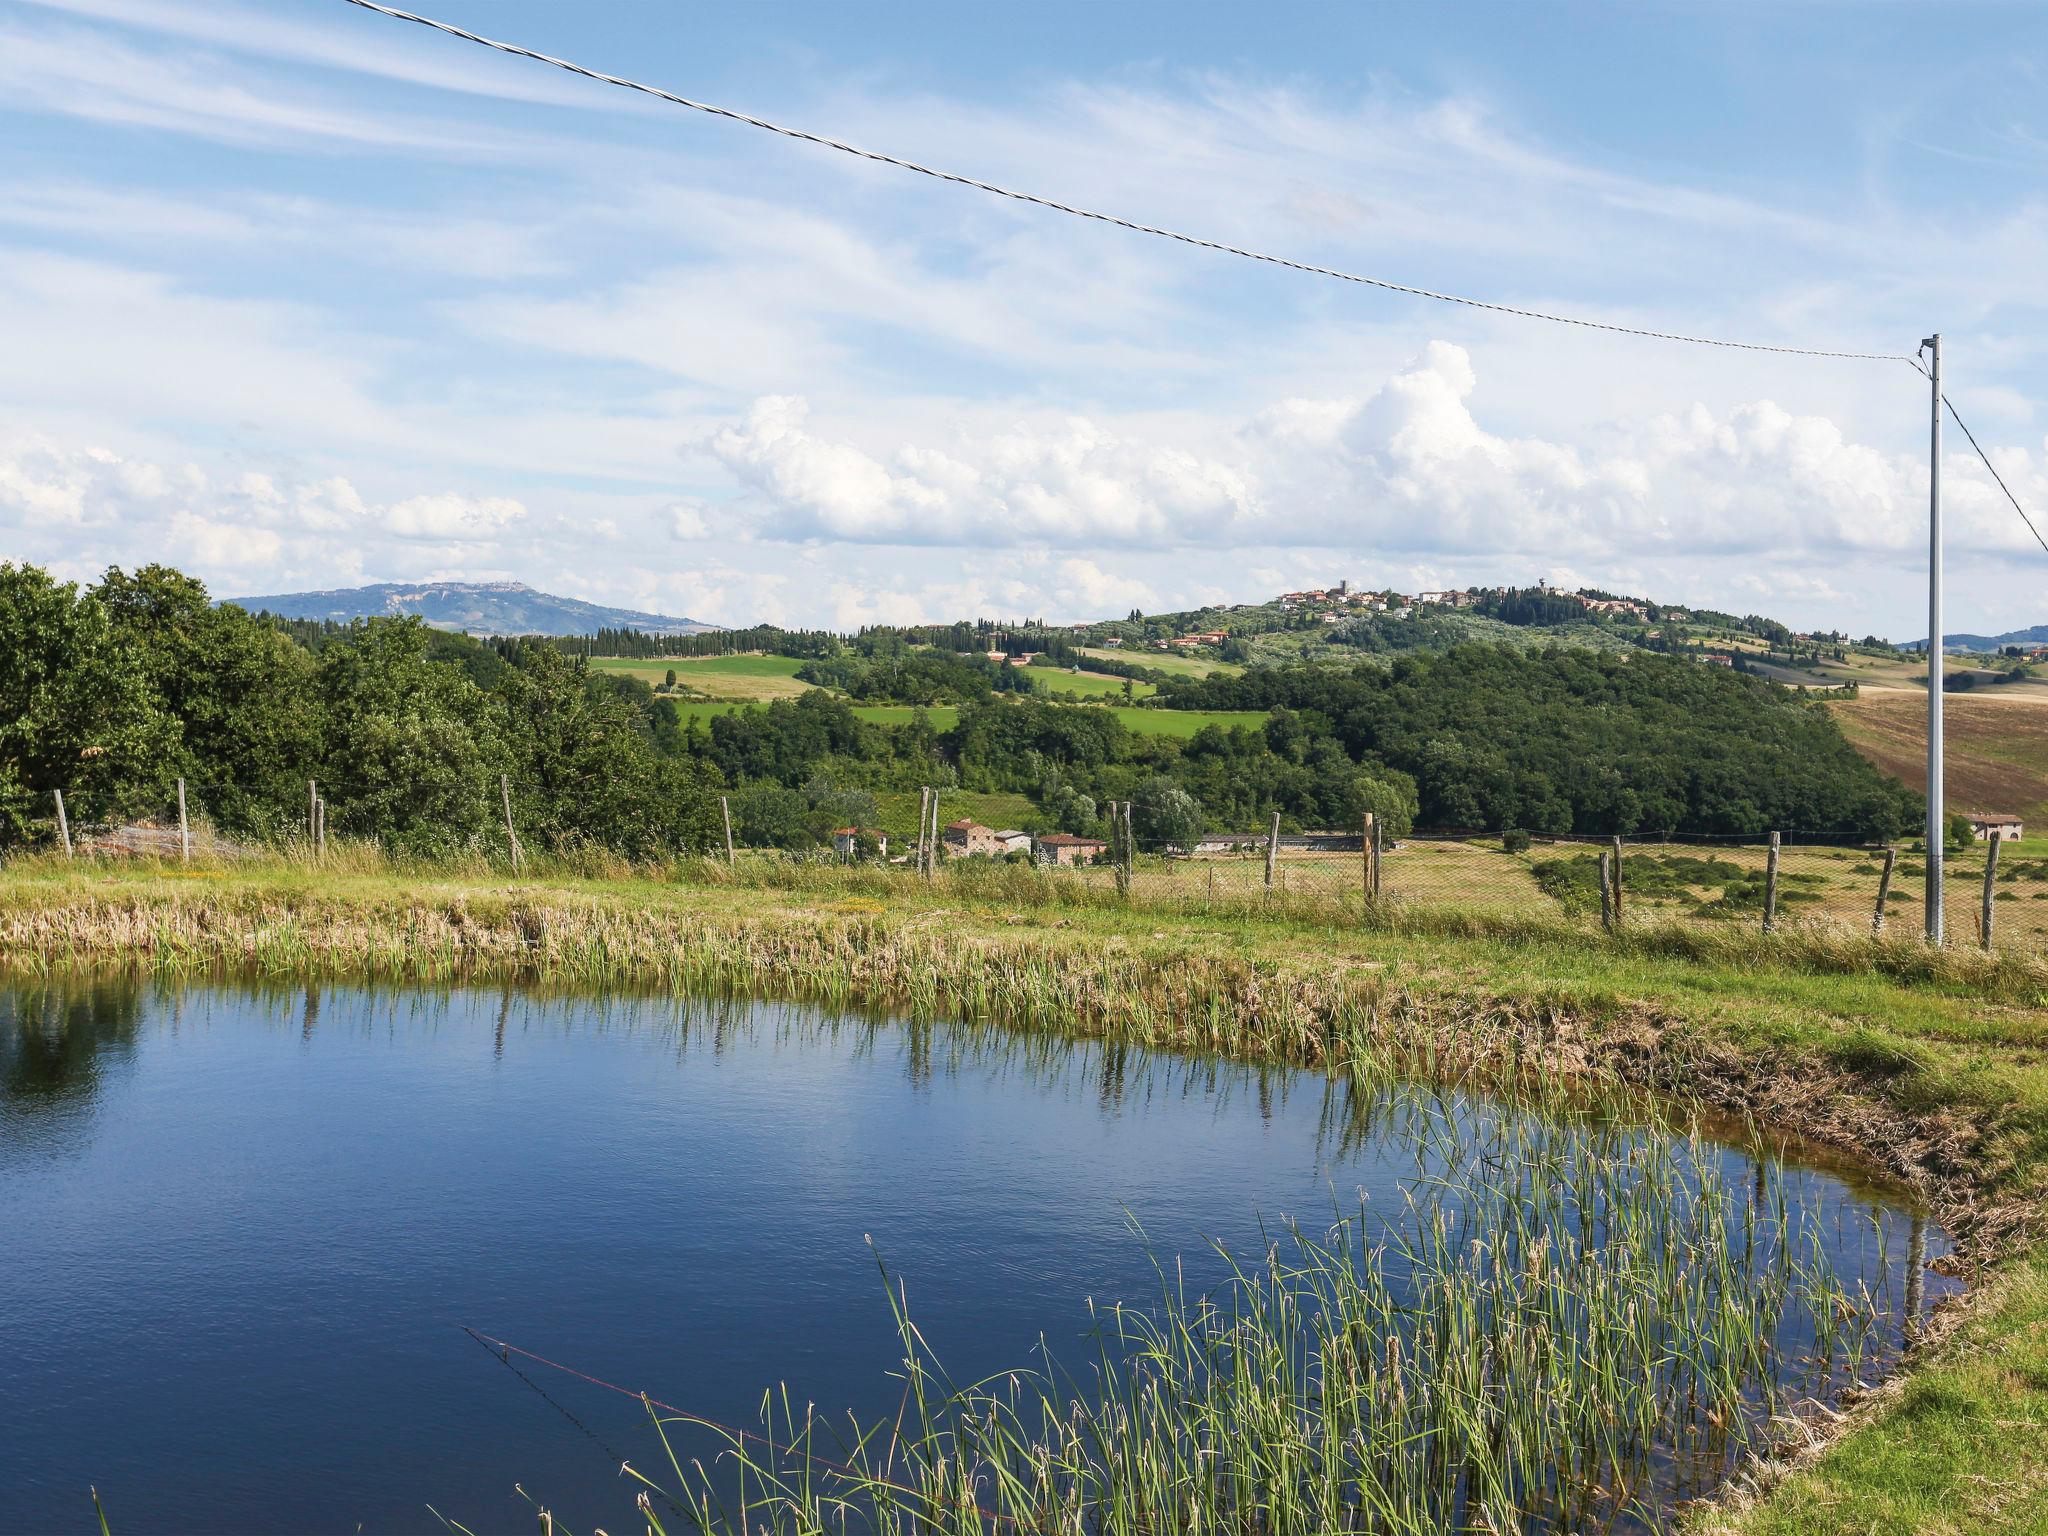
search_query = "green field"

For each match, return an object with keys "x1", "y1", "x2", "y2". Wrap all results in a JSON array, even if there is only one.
[
  {"x1": 660, "y1": 695, "x2": 1262, "y2": 740},
  {"x1": 1108, "y1": 706, "x2": 1266, "y2": 736},
  {"x1": 1027, "y1": 666, "x2": 1156, "y2": 700},
  {"x1": 591, "y1": 653, "x2": 811, "y2": 701},
  {"x1": 1081, "y1": 646, "x2": 1240, "y2": 680}
]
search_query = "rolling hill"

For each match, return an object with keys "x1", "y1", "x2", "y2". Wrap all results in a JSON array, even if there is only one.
[{"x1": 226, "y1": 580, "x2": 715, "y2": 637}]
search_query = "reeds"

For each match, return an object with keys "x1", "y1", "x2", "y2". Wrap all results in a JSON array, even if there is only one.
[
  {"x1": 6, "y1": 845, "x2": 2040, "y2": 1000},
  {"x1": 579, "y1": 1097, "x2": 1909, "y2": 1535}
]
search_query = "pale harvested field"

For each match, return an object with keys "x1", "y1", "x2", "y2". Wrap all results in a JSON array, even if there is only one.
[{"x1": 1832, "y1": 689, "x2": 2048, "y2": 827}]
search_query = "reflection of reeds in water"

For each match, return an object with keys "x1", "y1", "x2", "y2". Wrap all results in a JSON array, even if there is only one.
[{"x1": 578, "y1": 1099, "x2": 1919, "y2": 1536}]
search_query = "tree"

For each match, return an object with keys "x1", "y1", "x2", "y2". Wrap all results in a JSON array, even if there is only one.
[
  {"x1": 0, "y1": 564, "x2": 173, "y2": 848},
  {"x1": 664, "y1": 668, "x2": 677, "y2": 689},
  {"x1": 96, "y1": 566, "x2": 319, "y2": 836},
  {"x1": 314, "y1": 618, "x2": 507, "y2": 853},
  {"x1": 1346, "y1": 768, "x2": 1420, "y2": 839},
  {"x1": 1132, "y1": 776, "x2": 1203, "y2": 853}
]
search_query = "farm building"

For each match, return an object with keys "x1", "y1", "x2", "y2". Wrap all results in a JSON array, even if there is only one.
[
  {"x1": 992, "y1": 829, "x2": 1033, "y2": 855},
  {"x1": 1035, "y1": 833, "x2": 1108, "y2": 867},
  {"x1": 942, "y1": 819, "x2": 1007, "y2": 857},
  {"x1": 830, "y1": 827, "x2": 888, "y2": 857},
  {"x1": 1969, "y1": 815, "x2": 2025, "y2": 843}
]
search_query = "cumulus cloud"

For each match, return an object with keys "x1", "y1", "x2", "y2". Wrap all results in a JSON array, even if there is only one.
[
  {"x1": 382, "y1": 492, "x2": 527, "y2": 541},
  {"x1": 685, "y1": 345, "x2": 2045, "y2": 561},
  {"x1": 697, "y1": 395, "x2": 1254, "y2": 545}
]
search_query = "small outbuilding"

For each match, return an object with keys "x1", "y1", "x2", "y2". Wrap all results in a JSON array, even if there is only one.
[{"x1": 830, "y1": 827, "x2": 888, "y2": 858}]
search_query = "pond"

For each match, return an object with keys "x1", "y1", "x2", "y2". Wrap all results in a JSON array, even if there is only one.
[{"x1": 1, "y1": 978, "x2": 1955, "y2": 1533}]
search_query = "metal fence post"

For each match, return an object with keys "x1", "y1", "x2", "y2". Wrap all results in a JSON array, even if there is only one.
[
  {"x1": 1872, "y1": 846, "x2": 1897, "y2": 934},
  {"x1": 1763, "y1": 831, "x2": 1781, "y2": 935},
  {"x1": 53, "y1": 788, "x2": 72, "y2": 860},
  {"x1": 1981, "y1": 834, "x2": 2002, "y2": 951}
]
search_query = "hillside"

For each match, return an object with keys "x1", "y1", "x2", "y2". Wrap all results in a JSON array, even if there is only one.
[
  {"x1": 227, "y1": 580, "x2": 715, "y2": 637},
  {"x1": 1830, "y1": 690, "x2": 2048, "y2": 828},
  {"x1": 1910, "y1": 623, "x2": 2048, "y2": 653}
]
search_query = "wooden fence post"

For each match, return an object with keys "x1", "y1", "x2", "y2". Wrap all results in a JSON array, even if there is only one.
[
  {"x1": 1873, "y1": 846, "x2": 1897, "y2": 934},
  {"x1": 309, "y1": 779, "x2": 318, "y2": 852},
  {"x1": 1763, "y1": 831, "x2": 1781, "y2": 934},
  {"x1": 1124, "y1": 802, "x2": 1135, "y2": 880},
  {"x1": 53, "y1": 788, "x2": 72, "y2": 860},
  {"x1": 316, "y1": 794, "x2": 326, "y2": 857},
  {"x1": 501, "y1": 774, "x2": 523, "y2": 874},
  {"x1": 720, "y1": 794, "x2": 735, "y2": 867},
  {"x1": 1981, "y1": 834, "x2": 2002, "y2": 951},
  {"x1": 1370, "y1": 819, "x2": 1382, "y2": 900},
  {"x1": 1362, "y1": 812, "x2": 1376, "y2": 911},
  {"x1": 1610, "y1": 835, "x2": 1624, "y2": 928},
  {"x1": 1264, "y1": 811, "x2": 1281, "y2": 890},
  {"x1": 177, "y1": 777, "x2": 190, "y2": 861},
  {"x1": 1598, "y1": 851, "x2": 1613, "y2": 933},
  {"x1": 926, "y1": 791, "x2": 939, "y2": 880},
  {"x1": 915, "y1": 787, "x2": 930, "y2": 875},
  {"x1": 1114, "y1": 801, "x2": 1131, "y2": 897}
]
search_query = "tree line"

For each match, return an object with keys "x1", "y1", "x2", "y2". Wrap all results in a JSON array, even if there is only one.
[{"x1": 0, "y1": 563, "x2": 1921, "y2": 859}]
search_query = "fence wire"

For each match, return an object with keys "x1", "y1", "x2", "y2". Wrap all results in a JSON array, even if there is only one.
[{"x1": 16, "y1": 783, "x2": 2046, "y2": 956}]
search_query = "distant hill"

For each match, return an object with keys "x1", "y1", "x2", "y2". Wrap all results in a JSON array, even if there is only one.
[
  {"x1": 1905, "y1": 624, "x2": 2048, "y2": 653},
  {"x1": 225, "y1": 580, "x2": 716, "y2": 637}
]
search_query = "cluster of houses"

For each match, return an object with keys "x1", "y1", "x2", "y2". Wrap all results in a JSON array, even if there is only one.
[{"x1": 828, "y1": 821, "x2": 1110, "y2": 866}]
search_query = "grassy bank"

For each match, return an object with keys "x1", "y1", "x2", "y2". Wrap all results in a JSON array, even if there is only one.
[{"x1": 5, "y1": 851, "x2": 2048, "y2": 1531}]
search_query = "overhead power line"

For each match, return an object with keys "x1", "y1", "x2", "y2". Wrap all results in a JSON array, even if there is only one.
[
  {"x1": 337, "y1": 0, "x2": 1906, "y2": 363},
  {"x1": 1944, "y1": 399, "x2": 2048, "y2": 557},
  {"x1": 1907, "y1": 354, "x2": 2048, "y2": 558},
  {"x1": 339, "y1": 0, "x2": 2042, "y2": 555}
]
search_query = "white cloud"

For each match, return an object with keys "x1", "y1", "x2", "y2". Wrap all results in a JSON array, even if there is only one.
[
  {"x1": 698, "y1": 394, "x2": 1253, "y2": 545},
  {"x1": 383, "y1": 493, "x2": 527, "y2": 541},
  {"x1": 683, "y1": 345, "x2": 2047, "y2": 562}
]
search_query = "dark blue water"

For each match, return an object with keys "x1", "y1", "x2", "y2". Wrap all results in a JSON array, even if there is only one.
[{"x1": 1, "y1": 978, "x2": 1951, "y2": 1533}]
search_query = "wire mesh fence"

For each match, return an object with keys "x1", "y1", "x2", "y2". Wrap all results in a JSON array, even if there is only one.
[{"x1": 16, "y1": 780, "x2": 2047, "y2": 956}]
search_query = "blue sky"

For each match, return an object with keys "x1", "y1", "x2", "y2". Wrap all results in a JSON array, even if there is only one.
[{"x1": 2, "y1": 0, "x2": 2044, "y2": 636}]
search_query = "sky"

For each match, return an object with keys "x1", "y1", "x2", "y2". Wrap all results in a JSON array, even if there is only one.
[{"x1": 2, "y1": 0, "x2": 2045, "y2": 639}]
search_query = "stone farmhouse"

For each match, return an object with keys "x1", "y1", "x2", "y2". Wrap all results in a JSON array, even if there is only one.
[{"x1": 1035, "y1": 833, "x2": 1109, "y2": 866}]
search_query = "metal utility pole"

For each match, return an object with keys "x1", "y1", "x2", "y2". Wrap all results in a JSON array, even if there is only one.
[{"x1": 1924, "y1": 333, "x2": 1944, "y2": 943}]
